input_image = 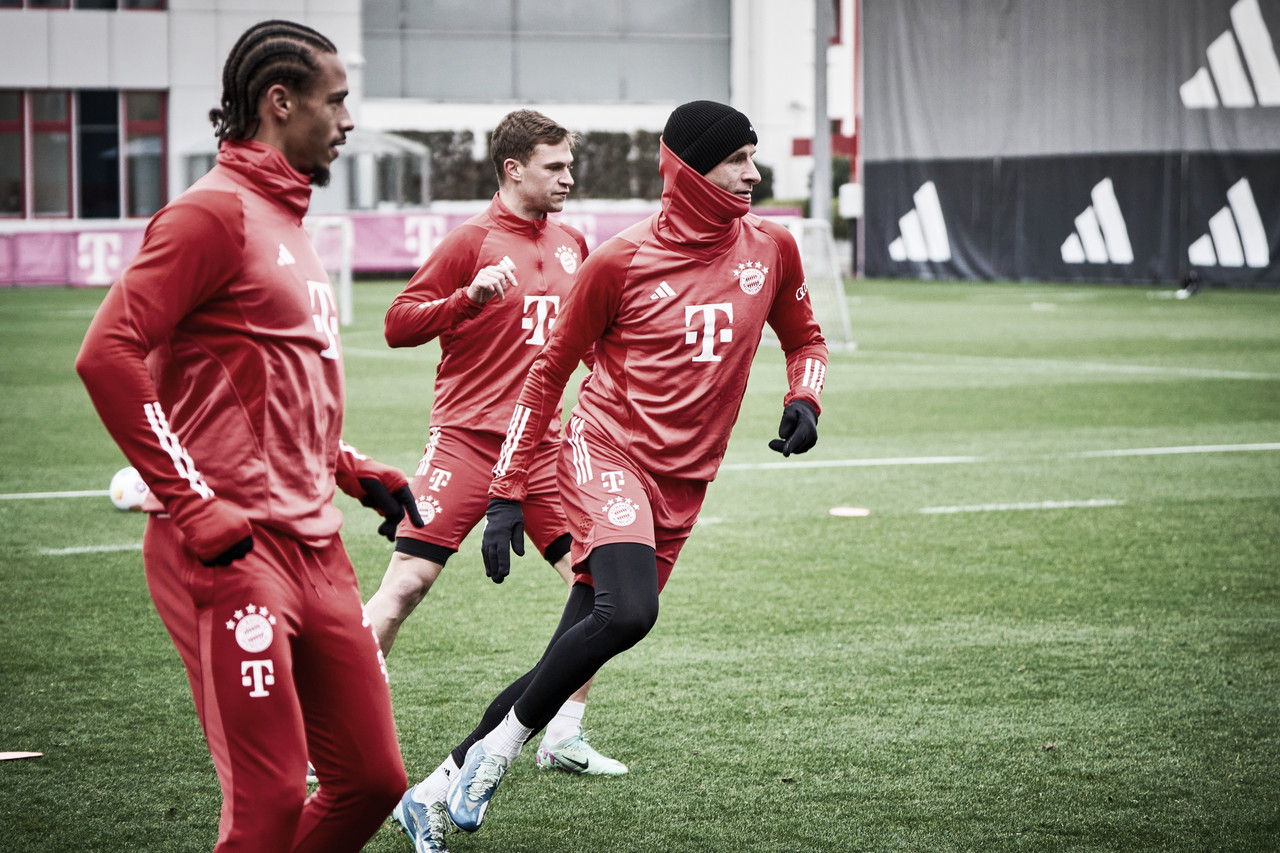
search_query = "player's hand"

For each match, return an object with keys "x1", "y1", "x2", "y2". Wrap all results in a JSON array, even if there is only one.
[
  {"x1": 202, "y1": 535, "x2": 254, "y2": 567},
  {"x1": 767, "y1": 400, "x2": 819, "y2": 457},
  {"x1": 481, "y1": 497, "x2": 525, "y2": 584},
  {"x1": 359, "y1": 477, "x2": 425, "y2": 541},
  {"x1": 466, "y1": 256, "x2": 518, "y2": 304},
  {"x1": 171, "y1": 494, "x2": 255, "y2": 566}
]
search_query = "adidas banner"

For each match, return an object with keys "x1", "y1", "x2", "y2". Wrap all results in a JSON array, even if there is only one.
[
  {"x1": 864, "y1": 0, "x2": 1280, "y2": 286},
  {"x1": 864, "y1": 153, "x2": 1280, "y2": 286}
]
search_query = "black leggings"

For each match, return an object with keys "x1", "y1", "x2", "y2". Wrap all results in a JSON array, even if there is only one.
[{"x1": 450, "y1": 542, "x2": 659, "y2": 766}]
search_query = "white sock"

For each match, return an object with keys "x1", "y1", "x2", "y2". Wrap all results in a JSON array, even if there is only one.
[
  {"x1": 481, "y1": 708, "x2": 534, "y2": 761},
  {"x1": 542, "y1": 700, "x2": 586, "y2": 746},
  {"x1": 412, "y1": 755, "x2": 458, "y2": 804}
]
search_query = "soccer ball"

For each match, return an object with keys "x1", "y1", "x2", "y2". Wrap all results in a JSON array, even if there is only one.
[{"x1": 109, "y1": 466, "x2": 149, "y2": 512}]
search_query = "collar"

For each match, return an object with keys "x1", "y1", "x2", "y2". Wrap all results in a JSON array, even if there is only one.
[
  {"x1": 489, "y1": 192, "x2": 550, "y2": 238},
  {"x1": 652, "y1": 141, "x2": 750, "y2": 258},
  {"x1": 216, "y1": 140, "x2": 313, "y2": 221}
]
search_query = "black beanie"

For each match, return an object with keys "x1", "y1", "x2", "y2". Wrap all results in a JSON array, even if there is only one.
[{"x1": 662, "y1": 100, "x2": 758, "y2": 175}]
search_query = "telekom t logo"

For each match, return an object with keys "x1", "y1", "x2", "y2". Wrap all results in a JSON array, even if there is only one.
[
  {"x1": 427, "y1": 469, "x2": 452, "y2": 491},
  {"x1": 77, "y1": 232, "x2": 122, "y2": 285},
  {"x1": 601, "y1": 471, "x2": 626, "y2": 493},
  {"x1": 307, "y1": 280, "x2": 340, "y2": 360},
  {"x1": 522, "y1": 295, "x2": 560, "y2": 345},
  {"x1": 241, "y1": 660, "x2": 275, "y2": 698},
  {"x1": 404, "y1": 215, "x2": 449, "y2": 265},
  {"x1": 684, "y1": 303, "x2": 734, "y2": 362}
]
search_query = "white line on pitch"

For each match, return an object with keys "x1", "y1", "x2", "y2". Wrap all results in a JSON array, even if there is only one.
[
  {"x1": 721, "y1": 455, "x2": 983, "y2": 472},
  {"x1": 40, "y1": 543, "x2": 142, "y2": 556},
  {"x1": 722, "y1": 442, "x2": 1280, "y2": 472},
  {"x1": 0, "y1": 489, "x2": 107, "y2": 500},
  {"x1": 5, "y1": 443, "x2": 1277, "y2": 502},
  {"x1": 1070, "y1": 443, "x2": 1280, "y2": 457},
  {"x1": 918, "y1": 499, "x2": 1124, "y2": 515},
  {"x1": 873, "y1": 350, "x2": 1279, "y2": 381}
]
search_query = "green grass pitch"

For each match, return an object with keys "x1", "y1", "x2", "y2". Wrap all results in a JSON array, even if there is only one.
[{"x1": 1, "y1": 279, "x2": 1277, "y2": 851}]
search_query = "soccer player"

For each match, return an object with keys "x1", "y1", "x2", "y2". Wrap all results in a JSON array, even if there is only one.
[
  {"x1": 367, "y1": 110, "x2": 626, "y2": 786},
  {"x1": 75, "y1": 20, "x2": 421, "y2": 852},
  {"x1": 393, "y1": 100, "x2": 828, "y2": 851}
]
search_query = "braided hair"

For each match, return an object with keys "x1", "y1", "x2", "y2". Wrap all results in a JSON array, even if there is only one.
[{"x1": 209, "y1": 20, "x2": 337, "y2": 143}]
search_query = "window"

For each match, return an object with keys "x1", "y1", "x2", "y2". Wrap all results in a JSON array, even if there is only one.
[
  {"x1": 0, "y1": 92, "x2": 21, "y2": 216},
  {"x1": 78, "y1": 90, "x2": 120, "y2": 218},
  {"x1": 3, "y1": 89, "x2": 166, "y2": 218},
  {"x1": 32, "y1": 91, "x2": 71, "y2": 216},
  {"x1": 125, "y1": 91, "x2": 165, "y2": 216}
]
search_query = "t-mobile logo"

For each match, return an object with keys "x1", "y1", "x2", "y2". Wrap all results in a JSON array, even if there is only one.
[
  {"x1": 522, "y1": 295, "x2": 560, "y2": 346},
  {"x1": 241, "y1": 660, "x2": 275, "y2": 698},
  {"x1": 684, "y1": 303, "x2": 734, "y2": 362},
  {"x1": 77, "y1": 232, "x2": 122, "y2": 285},
  {"x1": 403, "y1": 215, "x2": 449, "y2": 265},
  {"x1": 307, "y1": 280, "x2": 340, "y2": 360}
]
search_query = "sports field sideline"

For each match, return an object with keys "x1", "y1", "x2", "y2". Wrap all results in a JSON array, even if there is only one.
[{"x1": 1, "y1": 279, "x2": 1277, "y2": 851}]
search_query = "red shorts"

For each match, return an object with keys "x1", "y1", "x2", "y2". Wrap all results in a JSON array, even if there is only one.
[
  {"x1": 397, "y1": 426, "x2": 568, "y2": 557},
  {"x1": 557, "y1": 416, "x2": 707, "y2": 592},
  {"x1": 143, "y1": 518, "x2": 404, "y2": 850}
]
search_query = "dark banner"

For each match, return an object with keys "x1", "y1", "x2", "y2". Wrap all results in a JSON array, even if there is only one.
[
  {"x1": 862, "y1": 0, "x2": 1280, "y2": 287},
  {"x1": 865, "y1": 153, "x2": 1280, "y2": 286}
]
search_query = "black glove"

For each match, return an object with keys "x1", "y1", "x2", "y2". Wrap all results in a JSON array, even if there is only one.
[
  {"x1": 358, "y1": 477, "x2": 425, "y2": 541},
  {"x1": 200, "y1": 535, "x2": 254, "y2": 567},
  {"x1": 767, "y1": 400, "x2": 819, "y2": 457},
  {"x1": 481, "y1": 497, "x2": 525, "y2": 584}
]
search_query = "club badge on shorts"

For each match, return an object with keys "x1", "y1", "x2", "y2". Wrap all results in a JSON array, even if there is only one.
[
  {"x1": 227, "y1": 604, "x2": 277, "y2": 697},
  {"x1": 416, "y1": 495, "x2": 442, "y2": 525},
  {"x1": 603, "y1": 496, "x2": 639, "y2": 527},
  {"x1": 227, "y1": 604, "x2": 276, "y2": 652}
]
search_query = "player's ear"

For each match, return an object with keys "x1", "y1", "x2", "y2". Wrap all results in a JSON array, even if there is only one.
[
  {"x1": 263, "y1": 83, "x2": 291, "y2": 122},
  {"x1": 502, "y1": 157, "x2": 523, "y2": 184}
]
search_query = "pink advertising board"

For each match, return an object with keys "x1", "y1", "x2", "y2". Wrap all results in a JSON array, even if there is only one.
[{"x1": 0, "y1": 205, "x2": 799, "y2": 287}]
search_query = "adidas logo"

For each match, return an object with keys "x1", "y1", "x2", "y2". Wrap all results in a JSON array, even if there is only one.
[
  {"x1": 1061, "y1": 178, "x2": 1134, "y2": 265},
  {"x1": 277, "y1": 244, "x2": 296, "y2": 266},
  {"x1": 1180, "y1": 0, "x2": 1280, "y2": 108},
  {"x1": 888, "y1": 181, "x2": 951, "y2": 263},
  {"x1": 1187, "y1": 177, "x2": 1270, "y2": 268},
  {"x1": 650, "y1": 281, "x2": 676, "y2": 300}
]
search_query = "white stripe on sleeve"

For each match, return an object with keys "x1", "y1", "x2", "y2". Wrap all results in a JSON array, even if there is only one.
[{"x1": 144, "y1": 402, "x2": 215, "y2": 499}]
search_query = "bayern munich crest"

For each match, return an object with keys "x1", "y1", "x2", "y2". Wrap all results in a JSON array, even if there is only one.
[
  {"x1": 735, "y1": 260, "x2": 768, "y2": 295},
  {"x1": 227, "y1": 604, "x2": 276, "y2": 653},
  {"x1": 603, "y1": 496, "x2": 640, "y2": 527},
  {"x1": 416, "y1": 495, "x2": 442, "y2": 525},
  {"x1": 555, "y1": 245, "x2": 579, "y2": 274}
]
